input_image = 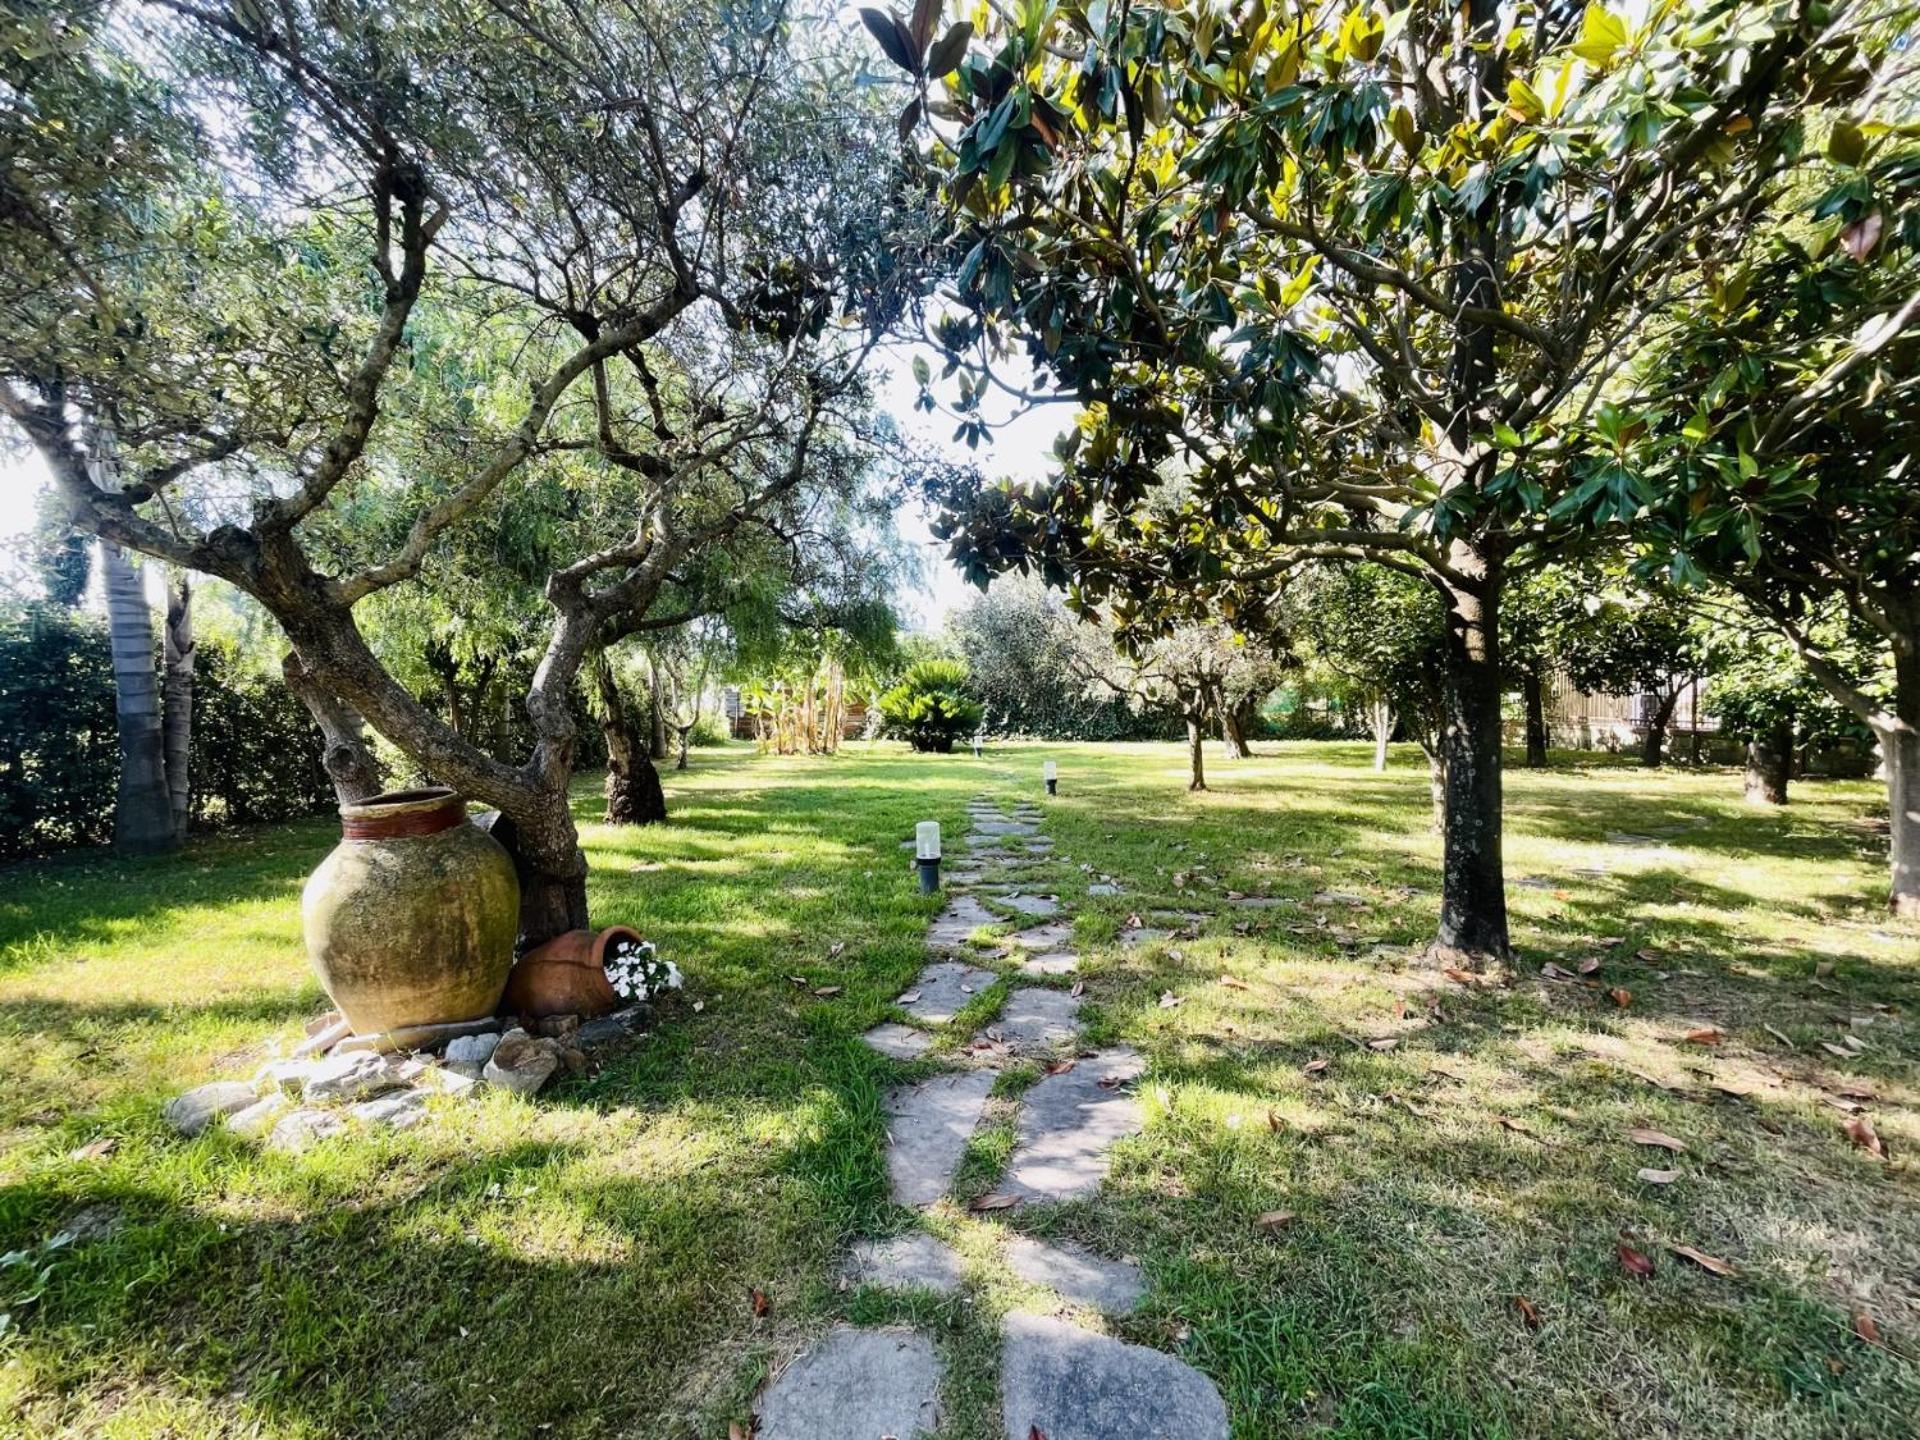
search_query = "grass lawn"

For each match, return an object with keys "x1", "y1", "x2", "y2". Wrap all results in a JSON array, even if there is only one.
[{"x1": 0, "y1": 740, "x2": 1915, "y2": 1438}]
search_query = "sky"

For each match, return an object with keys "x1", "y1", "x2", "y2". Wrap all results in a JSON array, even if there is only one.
[{"x1": 0, "y1": 352, "x2": 1076, "y2": 627}]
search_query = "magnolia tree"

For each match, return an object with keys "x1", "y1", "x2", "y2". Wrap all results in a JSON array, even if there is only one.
[
  {"x1": 873, "y1": 0, "x2": 1900, "y2": 965},
  {"x1": 2, "y1": 0, "x2": 908, "y2": 945}
]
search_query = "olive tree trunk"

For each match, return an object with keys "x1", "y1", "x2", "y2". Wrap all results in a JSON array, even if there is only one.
[
  {"x1": 1522, "y1": 670, "x2": 1549, "y2": 769},
  {"x1": 1185, "y1": 714, "x2": 1207, "y2": 791},
  {"x1": 282, "y1": 653, "x2": 385, "y2": 805},
  {"x1": 594, "y1": 652, "x2": 666, "y2": 825},
  {"x1": 1640, "y1": 686, "x2": 1681, "y2": 768}
]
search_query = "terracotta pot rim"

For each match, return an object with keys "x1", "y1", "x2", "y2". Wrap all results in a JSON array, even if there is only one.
[{"x1": 340, "y1": 786, "x2": 466, "y2": 840}]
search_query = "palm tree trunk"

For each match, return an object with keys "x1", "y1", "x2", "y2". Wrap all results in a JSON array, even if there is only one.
[
  {"x1": 99, "y1": 540, "x2": 175, "y2": 854},
  {"x1": 162, "y1": 571, "x2": 194, "y2": 840}
]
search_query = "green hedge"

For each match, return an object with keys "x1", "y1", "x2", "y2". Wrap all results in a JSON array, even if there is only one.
[{"x1": 0, "y1": 604, "x2": 334, "y2": 860}]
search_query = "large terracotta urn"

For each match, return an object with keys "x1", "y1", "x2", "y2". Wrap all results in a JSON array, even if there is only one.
[{"x1": 302, "y1": 787, "x2": 520, "y2": 1035}]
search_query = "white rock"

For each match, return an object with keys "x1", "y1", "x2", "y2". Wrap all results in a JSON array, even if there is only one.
[
  {"x1": 228, "y1": 1093, "x2": 291, "y2": 1140},
  {"x1": 252, "y1": 1058, "x2": 320, "y2": 1095},
  {"x1": 300, "y1": 1050, "x2": 402, "y2": 1104},
  {"x1": 163, "y1": 1081, "x2": 258, "y2": 1137},
  {"x1": 409, "y1": 1064, "x2": 476, "y2": 1096},
  {"x1": 444, "y1": 1032, "x2": 503, "y2": 1068},
  {"x1": 482, "y1": 1032, "x2": 560, "y2": 1096},
  {"x1": 351, "y1": 1090, "x2": 430, "y2": 1130},
  {"x1": 266, "y1": 1107, "x2": 348, "y2": 1153}
]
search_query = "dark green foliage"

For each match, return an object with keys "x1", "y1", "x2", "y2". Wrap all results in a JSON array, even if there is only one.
[
  {"x1": 0, "y1": 604, "x2": 119, "y2": 857},
  {"x1": 189, "y1": 639, "x2": 335, "y2": 827},
  {"x1": 876, "y1": 658, "x2": 985, "y2": 753},
  {"x1": 0, "y1": 611, "x2": 333, "y2": 858}
]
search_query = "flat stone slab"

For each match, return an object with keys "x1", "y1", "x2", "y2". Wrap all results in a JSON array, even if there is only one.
[
  {"x1": 996, "y1": 988, "x2": 1082, "y2": 1053},
  {"x1": 973, "y1": 819, "x2": 1038, "y2": 836},
  {"x1": 1088, "y1": 883, "x2": 1124, "y2": 896},
  {"x1": 927, "y1": 895, "x2": 1001, "y2": 949},
  {"x1": 863, "y1": 1023, "x2": 934, "y2": 1060},
  {"x1": 1019, "y1": 950, "x2": 1079, "y2": 977},
  {"x1": 1000, "y1": 1312, "x2": 1227, "y2": 1440},
  {"x1": 1000, "y1": 893, "x2": 1062, "y2": 918},
  {"x1": 1024, "y1": 838, "x2": 1055, "y2": 852},
  {"x1": 1006, "y1": 1236, "x2": 1145, "y2": 1313},
  {"x1": 1118, "y1": 927, "x2": 1171, "y2": 948},
  {"x1": 1010, "y1": 921, "x2": 1075, "y2": 951},
  {"x1": 1002, "y1": 1047, "x2": 1145, "y2": 1202},
  {"x1": 898, "y1": 961, "x2": 997, "y2": 1024},
  {"x1": 886, "y1": 1069, "x2": 996, "y2": 1206},
  {"x1": 755, "y1": 1325, "x2": 943, "y2": 1440},
  {"x1": 842, "y1": 1232, "x2": 964, "y2": 1295}
]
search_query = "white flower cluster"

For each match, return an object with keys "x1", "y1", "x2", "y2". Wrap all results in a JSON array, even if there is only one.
[{"x1": 602, "y1": 936, "x2": 682, "y2": 1003}]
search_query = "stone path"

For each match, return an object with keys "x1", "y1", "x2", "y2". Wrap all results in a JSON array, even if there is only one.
[{"x1": 782, "y1": 792, "x2": 1229, "y2": 1437}]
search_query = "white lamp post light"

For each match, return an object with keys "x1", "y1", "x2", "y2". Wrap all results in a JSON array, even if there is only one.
[
  {"x1": 1043, "y1": 760, "x2": 1058, "y2": 796},
  {"x1": 915, "y1": 820, "x2": 942, "y2": 893}
]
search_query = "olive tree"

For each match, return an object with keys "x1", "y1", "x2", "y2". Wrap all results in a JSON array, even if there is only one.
[{"x1": 2, "y1": 0, "x2": 906, "y2": 944}]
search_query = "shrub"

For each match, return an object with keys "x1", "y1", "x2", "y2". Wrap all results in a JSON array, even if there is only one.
[{"x1": 877, "y1": 659, "x2": 984, "y2": 753}]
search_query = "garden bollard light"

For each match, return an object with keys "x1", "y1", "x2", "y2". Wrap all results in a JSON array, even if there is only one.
[
  {"x1": 915, "y1": 821, "x2": 942, "y2": 894},
  {"x1": 972, "y1": 732, "x2": 984, "y2": 759},
  {"x1": 1043, "y1": 760, "x2": 1058, "y2": 796}
]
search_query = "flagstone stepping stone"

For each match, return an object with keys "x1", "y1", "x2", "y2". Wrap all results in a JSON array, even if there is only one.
[
  {"x1": 1088, "y1": 882, "x2": 1124, "y2": 896},
  {"x1": 1024, "y1": 838, "x2": 1055, "y2": 852},
  {"x1": 1001, "y1": 1047, "x2": 1145, "y2": 1202},
  {"x1": 863, "y1": 1023, "x2": 934, "y2": 1060},
  {"x1": 1118, "y1": 927, "x2": 1171, "y2": 947},
  {"x1": 1019, "y1": 949, "x2": 1079, "y2": 977},
  {"x1": 754, "y1": 1324, "x2": 944, "y2": 1440},
  {"x1": 995, "y1": 987, "x2": 1082, "y2": 1052},
  {"x1": 1226, "y1": 895, "x2": 1294, "y2": 909},
  {"x1": 1010, "y1": 921, "x2": 1075, "y2": 950},
  {"x1": 1000, "y1": 892, "x2": 1062, "y2": 918},
  {"x1": 886, "y1": 1069, "x2": 996, "y2": 1206},
  {"x1": 1005, "y1": 1235, "x2": 1145, "y2": 1313},
  {"x1": 842, "y1": 1232, "x2": 964, "y2": 1295},
  {"x1": 898, "y1": 961, "x2": 997, "y2": 1024},
  {"x1": 999, "y1": 1312, "x2": 1227, "y2": 1440},
  {"x1": 927, "y1": 895, "x2": 1001, "y2": 949},
  {"x1": 974, "y1": 819, "x2": 1037, "y2": 836}
]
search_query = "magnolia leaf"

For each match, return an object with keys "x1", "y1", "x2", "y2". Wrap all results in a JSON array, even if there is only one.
[
  {"x1": 907, "y1": 0, "x2": 941, "y2": 50},
  {"x1": 1828, "y1": 119, "x2": 1866, "y2": 167},
  {"x1": 1254, "y1": 1209, "x2": 1296, "y2": 1231},
  {"x1": 1573, "y1": 4, "x2": 1627, "y2": 68},
  {"x1": 926, "y1": 21, "x2": 972, "y2": 79},
  {"x1": 1617, "y1": 1243, "x2": 1655, "y2": 1277},
  {"x1": 1637, "y1": 1167, "x2": 1681, "y2": 1184},
  {"x1": 860, "y1": 7, "x2": 921, "y2": 75},
  {"x1": 1669, "y1": 1244, "x2": 1736, "y2": 1277},
  {"x1": 1626, "y1": 1127, "x2": 1688, "y2": 1152}
]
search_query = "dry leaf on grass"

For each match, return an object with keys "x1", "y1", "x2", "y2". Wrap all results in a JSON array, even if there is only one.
[
  {"x1": 730, "y1": 1422, "x2": 748, "y2": 1440},
  {"x1": 1267, "y1": 1110, "x2": 1284, "y2": 1133},
  {"x1": 828, "y1": 941, "x2": 846, "y2": 958},
  {"x1": 1669, "y1": 1244, "x2": 1736, "y2": 1277},
  {"x1": 1254, "y1": 1210, "x2": 1296, "y2": 1232},
  {"x1": 1764, "y1": 1024, "x2": 1795, "y2": 1048},
  {"x1": 1637, "y1": 1168, "x2": 1681, "y2": 1184},
  {"x1": 1617, "y1": 1244, "x2": 1656, "y2": 1277},
  {"x1": 971, "y1": 1192, "x2": 1019, "y2": 1211},
  {"x1": 1815, "y1": 960, "x2": 1835, "y2": 978},
  {"x1": 1843, "y1": 1115, "x2": 1886, "y2": 1159},
  {"x1": 1577, "y1": 957, "x2": 1603, "y2": 975},
  {"x1": 1513, "y1": 1295, "x2": 1543, "y2": 1329},
  {"x1": 1496, "y1": 1116, "x2": 1534, "y2": 1136},
  {"x1": 1608, "y1": 987, "x2": 1633, "y2": 1008},
  {"x1": 1365, "y1": 1036, "x2": 1399, "y2": 1051},
  {"x1": 68, "y1": 1138, "x2": 116, "y2": 1161},
  {"x1": 1158, "y1": 991, "x2": 1184, "y2": 1008},
  {"x1": 1853, "y1": 1309, "x2": 1882, "y2": 1346},
  {"x1": 1303, "y1": 1057, "x2": 1330, "y2": 1076},
  {"x1": 1219, "y1": 975, "x2": 1250, "y2": 990},
  {"x1": 812, "y1": 985, "x2": 842, "y2": 998},
  {"x1": 749, "y1": 1286, "x2": 770, "y2": 1318},
  {"x1": 1626, "y1": 1127, "x2": 1689, "y2": 1152},
  {"x1": 1682, "y1": 1028, "x2": 1724, "y2": 1046}
]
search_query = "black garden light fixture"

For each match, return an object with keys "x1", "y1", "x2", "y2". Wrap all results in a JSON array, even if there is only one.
[{"x1": 915, "y1": 821, "x2": 942, "y2": 894}]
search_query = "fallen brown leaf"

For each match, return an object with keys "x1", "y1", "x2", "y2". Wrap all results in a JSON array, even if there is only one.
[
  {"x1": 1682, "y1": 1028, "x2": 1724, "y2": 1046},
  {"x1": 1254, "y1": 1210, "x2": 1296, "y2": 1232},
  {"x1": 1365, "y1": 1036, "x2": 1399, "y2": 1051},
  {"x1": 970, "y1": 1191, "x2": 1019, "y2": 1211},
  {"x1": 1853, "y1": 1309, "x2": 1882, "y2": 1346},
  {"x1": 730, "y1": 1422, "x2": 748, "y2": 1440},
  {"x1": 1069, "y1": 979, "x2": 1085, "y2": 997},
  {"x1": 1577, "y1": 957, "x2": 1603, "y2": 975},
  {"x1": 1669, "y1": 1244, "x2": 1736, "y2": 1277},
  {"x1": 68, "y1": 1137, "x2": 116, "y2": 1161},
  {"x1": 1764, "y1": 1024, "x2": 1795, "y2": 1048},
  {"x1": 749, "y1": 1286, "x2": 770, "y2": 1318},
  {"x1": 1617, "y1": 1243, "x2": 1656, "y2": 1277},
  {"x1": 1158, "y1": 991, "x2": 1184, "y2": 1009},
  {"x1": 1496, "y1": 1116, "x2": 1533, "y2": 1136},
  {"x1": 1266, "y1": 1110, "x2": 1284, "y2": 1133},
  {"x1": 1513, "y1": 1295, "x2": 1542, "y2": 1330},
  {"x1": 1608, "y1": 987, "x2": 1633, "y2": 1008},
  {"x1": 1303, "y1": 1057, "x2": 1330, "y2": 1076},
  {"x1": 1843, "y1": 1115, "x2": 1886, "y2": 1159},
  {"x1": 811, "y1": 985, "x2": 842, "y2": 998},
  {"x1": 1219, "y1": 975, "x2": 1250, "y2": 990},
  {"x1": 1626, "y1": 1127, "x2": 1689, "y2": 1152},
  {"x1": 1637, "y1": 1167, "x2": 1681, "y2": 1184}
]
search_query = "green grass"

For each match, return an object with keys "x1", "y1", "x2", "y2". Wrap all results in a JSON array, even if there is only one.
[{"x1": 0, "y1": 741, "x2": 1914, "y2": 1437}]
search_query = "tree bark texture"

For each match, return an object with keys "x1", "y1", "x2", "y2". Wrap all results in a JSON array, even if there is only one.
[
  {"x1": 1186, "y1": 716, "x2": 1207, "y2": 791},
  {"x1": 647, "y1": 656, "x2": 669, "y2": 761},
  {"x1": 162, "y1": 570, "x2": 194, "y2": 840},
  {"x1": 1372, "y1": 699, "x2": 1393, "y2": 773},
  {"x1": 1640, "y1": 687, "x2": 1680, "y2": 768},
  {"x1": 1220, "y1": 698, "x2": 1255, "y2": 759},
  {"x1": 1522, "y1": 670, "x2": 1548, "y2": 769},
  {"x1": 1433, "y1": 550, "x2": 1510, "y2": 967},
  {"x1": 595, "y1": 653, "x2": 666, "y2": 825},
  {"x1": 282, "y1": 653, "x2": 385, "y2": 805},
  {"x1": 100, "y1": 540, "x2": 175, "y2": 855},
  {"x1": 1744, "y1": 717, "x2": 1792, "y2": 806}
]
